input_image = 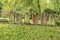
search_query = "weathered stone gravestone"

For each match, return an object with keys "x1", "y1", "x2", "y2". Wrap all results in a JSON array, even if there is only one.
[{"x1": 41, "y1": 8, "x2": 56, "y2": 26}]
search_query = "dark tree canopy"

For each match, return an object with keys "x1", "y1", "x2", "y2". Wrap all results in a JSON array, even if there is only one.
[
  {"x1": 0, "y1": 2, "x2": 3, "y2": 10},
  {"x1": 44, "y1": 8, "x2": 57, "y2": 14}
]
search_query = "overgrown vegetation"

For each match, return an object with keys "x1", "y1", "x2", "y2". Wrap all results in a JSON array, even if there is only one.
[
  {"x1": 0, "y1": 0, "x2": 59, "y2": 25},
  {"x1": 0, "y1": 24, "x2": 59, "y2": 40},
  {"x1": 0, "y1": 0, "x2": 59, "y2": 40}
]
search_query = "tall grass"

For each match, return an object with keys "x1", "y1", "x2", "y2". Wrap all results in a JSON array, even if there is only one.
[{"x1": 0, "y1": 24, "x2": 60, "y2": 40}]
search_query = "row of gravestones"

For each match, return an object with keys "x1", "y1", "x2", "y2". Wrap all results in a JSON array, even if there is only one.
[{"x1": 0, "y1": 8, "x2": 59, "y2": 26}]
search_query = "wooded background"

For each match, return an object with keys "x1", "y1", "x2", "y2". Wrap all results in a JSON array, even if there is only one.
[{"x1": 0, "y1": 0, "x2": 60, "y2": 26}]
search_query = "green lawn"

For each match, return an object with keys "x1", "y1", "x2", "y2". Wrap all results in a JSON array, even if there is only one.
[{"x1": 0, "y1": 24, "x2": 60, "y2": 40}]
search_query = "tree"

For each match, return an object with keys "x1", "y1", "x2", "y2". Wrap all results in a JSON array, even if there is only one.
[{"x1": 0, "y1": 2, "x2": 3, "y2": 17}]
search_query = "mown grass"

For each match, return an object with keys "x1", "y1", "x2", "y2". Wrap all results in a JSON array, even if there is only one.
[{"x1": 0, "y1": 24, "x2": 60, "y2": 40}]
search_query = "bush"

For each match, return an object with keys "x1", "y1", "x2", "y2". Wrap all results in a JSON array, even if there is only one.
[{"x1": 56, "y1": 21, "x2": 60, "y2": 26}]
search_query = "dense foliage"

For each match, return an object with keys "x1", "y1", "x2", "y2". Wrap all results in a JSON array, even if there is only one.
[{"x1": 0, "y1": 0, "x2": 60, "y2": 13}]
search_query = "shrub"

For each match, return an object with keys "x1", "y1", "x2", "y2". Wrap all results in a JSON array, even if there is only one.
[{"x1": 56, "y1": 21, "x2": 60, "y2": 26}]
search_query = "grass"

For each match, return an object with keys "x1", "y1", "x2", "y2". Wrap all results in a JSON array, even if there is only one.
[{"x1": 0, "y1": 24, "x2": 60, "y2": 40}]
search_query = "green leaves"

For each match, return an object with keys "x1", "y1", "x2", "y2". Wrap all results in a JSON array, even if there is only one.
[
  {"x1": 0, "y1": 0, "x2": 60, "y2": 14},
  {"x1": 0, "y1": 2, "x2": 3, "y2": 10}
]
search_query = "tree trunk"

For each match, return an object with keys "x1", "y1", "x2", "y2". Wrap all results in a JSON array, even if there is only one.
[
  {"x1": 33, "y1": 14, "x2": 38, "y2": 24},
  {"x1": 14, "y1": 13, "x2": 16, "y2": 24}
]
